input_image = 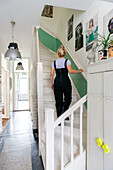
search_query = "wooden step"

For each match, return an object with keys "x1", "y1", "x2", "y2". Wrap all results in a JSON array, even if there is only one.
[{"x1": 64, "y1": 113, "x2": 87, "y2": 130}]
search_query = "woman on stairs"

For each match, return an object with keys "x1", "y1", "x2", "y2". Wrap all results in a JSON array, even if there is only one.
[{"x1": 50, "y1": 45, "x2": 83, "y2": 118}]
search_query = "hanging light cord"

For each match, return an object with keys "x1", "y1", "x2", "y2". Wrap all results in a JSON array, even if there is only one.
[{"x1": 11, "y1": 21, "x2": 15, "y2": 42}]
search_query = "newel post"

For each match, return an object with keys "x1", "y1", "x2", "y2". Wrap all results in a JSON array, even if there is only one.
[{"x1": 45, "y1": 108, "x2": 54, "y2": 170}]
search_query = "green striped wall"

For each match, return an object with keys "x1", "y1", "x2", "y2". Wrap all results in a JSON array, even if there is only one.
[{"x1": 38, "y1": 28, "x2": 87, "y2": 108}]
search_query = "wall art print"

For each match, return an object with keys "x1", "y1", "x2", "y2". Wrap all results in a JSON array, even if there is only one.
[
  {"x1": 103, "y1": 9, "x2": 113, "y2": 37},
  {"x1": 86, "y1": 14, "x2": 98, "y2": 51},
  {"x1": 68, "y1": 15, "x2": 74, "y2": 41},
  {"x1": 75, "y1": 22, "x2": 83, "y2": 51},
  {"x1": 41, "y1": 5, "x2": 53, "y2": 18}
]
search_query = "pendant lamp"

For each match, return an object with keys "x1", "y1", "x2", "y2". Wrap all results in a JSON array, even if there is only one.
[
  {"x1": 16, "y1": 62, "x2": 24, "y2": 70},
  {"x1": 4, "y1": 21, "x2": 22, "y2": 60}
]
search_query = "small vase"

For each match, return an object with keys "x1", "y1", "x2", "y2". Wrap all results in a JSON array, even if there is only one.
[
  {"x1": 98, "y1": 50, "x2": 107, "y2": 60},
  {"x1": 87, "y1": 51, "x2": 95, "y2": 64}
]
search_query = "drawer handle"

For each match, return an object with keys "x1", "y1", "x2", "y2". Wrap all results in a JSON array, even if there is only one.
[
  {"x1": 96, "y1": 138, "x2": 103, "y2": 147},
  {"x1": 102, "y1": 144, "x2": 110, "y2": 153}
]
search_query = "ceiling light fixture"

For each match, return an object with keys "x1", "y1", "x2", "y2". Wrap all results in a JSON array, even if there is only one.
[
  {"x1": 16, "y1": 62, "x2": 24, "y2": 70},
  {"x1": 4, "y1": 21, "x2": 22, "y2": 60}
]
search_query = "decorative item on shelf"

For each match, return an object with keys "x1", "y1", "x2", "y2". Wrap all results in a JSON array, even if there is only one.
[
  {"x1": 2, "y1": 104, "x2": 5, "y2": 114},
  {"x1": 108, "y1": 36, "x2": 113, "y2": 58},
  {"x1": 87, "y1": 42, "x2": 96, "y2": 64},
  {"x1": 4, "y1": 21, "x2": 22, "y2": 60},
  {"x1": 96, "y1": 138, "x2": 103, "y2": 147},
  {"x1": 102, "y1": 144, "x2": 110, "y2": 154},
  {"x1": 95, "y1": 31, "x2": 111, "y2": 60},
  {"x1": 16, "y1": 62, "x2": 24, "y2": 70},
  {"x1": 108, "y1": 46, "x2": 113, "y2": 58}
]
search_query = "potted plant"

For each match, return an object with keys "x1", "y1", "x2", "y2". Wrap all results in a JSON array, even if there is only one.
[{"x1": 95, "y1": 32, "x2": 111, "y2": 60}]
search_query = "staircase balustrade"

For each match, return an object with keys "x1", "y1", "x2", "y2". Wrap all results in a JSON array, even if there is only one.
[{"x1": 45, "y1": 95, "x2": 87, "y2": 170}]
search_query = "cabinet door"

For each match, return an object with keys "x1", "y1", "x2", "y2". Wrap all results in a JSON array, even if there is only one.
[
  {"x1": 104, "y1": 72, "x2": 113, "y2": 169},
  {"x1": 88, "y1": 73, "x2": 104, "y2": 170}
]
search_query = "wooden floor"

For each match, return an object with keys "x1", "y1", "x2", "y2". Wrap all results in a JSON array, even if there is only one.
[{"x1": 2, "y1": 118, "x2": 9, "y2": 131}]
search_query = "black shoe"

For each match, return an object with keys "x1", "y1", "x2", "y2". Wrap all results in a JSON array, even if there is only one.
[{"x1": 65, "y1": 117, "x2": 69, "y2": 120}]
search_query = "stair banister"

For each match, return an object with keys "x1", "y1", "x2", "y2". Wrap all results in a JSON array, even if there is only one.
[
  {"x1": 37, "y1": 62, "x2": 43, "y2": 155},
  {"x1": 61, "y1": 121, "x2": 65, "y2": 170},
  {"x1": 45, "y1": 108, "x2": 54, "y2": 170},
  {"x1": 45, "y1": 95, "x2": 87, "y2": 170},
  {"x1": 71, "y1": 112, "x2": 74, "y2": 163},
  {"x1": 54, "y1": 95, "x2": 87, "y2": 128},
  {"x1": 80, "y1": 104, "x2": 83, "y2": 155}
]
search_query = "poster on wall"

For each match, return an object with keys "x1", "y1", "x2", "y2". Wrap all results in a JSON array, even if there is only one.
[
  {"x1": 86, "y1": 14, "x2": 98, "y2": 51},
  {"x1": 103, "y1": 9, "x2": 113, "y2": 36},
  {"x1": 67, "y1": 15, "x2": 74, "y2": 41},
  {"x1": 75, "y1": 23, "x2": 83, "y2": 51},
  {"x1": 41, "y1": 5, "x2": 53, "y2": 18}
]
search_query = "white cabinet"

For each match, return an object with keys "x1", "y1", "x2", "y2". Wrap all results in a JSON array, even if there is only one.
[{"x1": 87, "y1": 59, "x2": 113, "y2": 170}]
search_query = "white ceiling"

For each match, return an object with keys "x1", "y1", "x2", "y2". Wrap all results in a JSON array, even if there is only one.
[{"x1": 0, "y1": 0, "x2": 113, "y2": 58}]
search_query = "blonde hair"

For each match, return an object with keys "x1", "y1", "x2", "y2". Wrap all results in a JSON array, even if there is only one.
[{"x1": 57, "y1": 45, "x2": 67, "y2": 57}]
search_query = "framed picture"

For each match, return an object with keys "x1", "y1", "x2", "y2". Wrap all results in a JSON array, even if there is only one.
[
  {"x1": 68, "y1": 15, "x2": 74, "y2": 41},
  {"x1": 41, "y1": 5, "x2": 53, "y2": 18},
  {"x1": 75, "y1": 23, "x2": 83, "y2": 51},
  {"x1": 86, "y1": 14, "x2": 98, "y2": 51},
  {"x1": 103, "y1": 9, "x2": 113, "y2": 36}
]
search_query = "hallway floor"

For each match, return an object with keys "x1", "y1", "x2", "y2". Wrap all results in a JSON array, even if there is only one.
[{"x1": 0, "y1": 111, "x2": 44, "y2": 170}]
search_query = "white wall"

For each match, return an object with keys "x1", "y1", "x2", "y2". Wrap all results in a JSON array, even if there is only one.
[{"x1": 40, "y1": 1, "x2": 113, "y2": 74}]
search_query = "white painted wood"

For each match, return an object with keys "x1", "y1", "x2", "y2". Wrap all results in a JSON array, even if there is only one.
[
  {"x1": 87, "y1": 58, "x2": 113, "y2": 74},
  {"x1": 87, "y1": 60, "x2": 113, "y2": 170},
  {"x1": 45, "y1": 108, "x2": 54, "y2": 170},
  {"x1": 80, "y1": 104, "x2": 83, "y2": 155},
  {"x1": 87, "y1": 95, "x2": 104, "y2": 170},
  {"x1": 54, "y1": 95, "x2": 87, "y2": 128},
  {"x1": 39, "y1": 41, "x2": 87, "y2": 170},
  {"x1": 65, "y1": 151, "x2": 86, "y2": 170},
  {"x1": 61, "y1": 121, "x2": 64, "y2": 170},
  {"x1": 37, "y1": 62, "x2": 43, "y2": 155},
  {"x1": 32, "y1": 30, "x2": 38, "y2": 130},
  {"x1": 70, "y1": 112, "x2": 74, "y2": 163},
  {"x1": 104, "y1": 71, "x2": 113, "y2": 170},
  {"x1": 36, "y1": 26, "x2": 40, "y2": 62}
]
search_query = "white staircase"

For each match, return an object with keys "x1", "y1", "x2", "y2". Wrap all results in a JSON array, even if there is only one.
[{"x1": 37, "y1": 42, "x2": 87, "y2": 170}]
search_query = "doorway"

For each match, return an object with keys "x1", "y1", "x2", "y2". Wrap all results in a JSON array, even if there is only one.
[{"x1": 14, "y1": 59, "x2": 30, "y2": 111}]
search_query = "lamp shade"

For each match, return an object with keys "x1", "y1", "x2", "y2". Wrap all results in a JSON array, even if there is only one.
[
  {"x1": 16, "y1": 62, "x2": 24, "y2": 70},
  {"x1": 5, "y1": 48, "x2": 22, "y2": 60}
]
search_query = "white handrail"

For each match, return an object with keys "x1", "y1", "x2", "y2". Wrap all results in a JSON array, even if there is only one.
[{"x1": 54, "y1": 95, "x2": 87, "y2": 128}]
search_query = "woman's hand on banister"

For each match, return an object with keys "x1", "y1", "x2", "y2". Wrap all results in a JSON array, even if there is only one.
[{"x1": 79, "y1": 69, "x2": 84, "y2": 73}]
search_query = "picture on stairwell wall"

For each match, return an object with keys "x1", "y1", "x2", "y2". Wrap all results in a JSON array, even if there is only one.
[
  {"x1": 41, "y1": 5, "x2": 53, "y2": 18},
  {"x1": 103, "y1": 9, "x2": 113, "y2": 36},
  {"x1": 75, "y1": 22, "x2": 83, "y2": 51},
  {"x1": 86, "y1": 14, "x2": 98, "y2": 51},
  {"x1": 67, "y1": 15, "x2": 74, "y2": 41}
]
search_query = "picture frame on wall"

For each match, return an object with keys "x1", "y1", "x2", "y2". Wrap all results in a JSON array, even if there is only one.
[
  {"x1": 41, "y1": 5, "x2": 53, "y2": 18},
  {"x1": 104, "y1": 9, "x2": 113, "y2": 58},
  {"x1": 75, "y1": 22, "x2": 83, "y2": 51},
  {"x1": 86, "y1": 14, "x2": 98, "y2": 51},
  {"x1": 104, "y1": 9, "x2": 113, "y2": 36},
  {"x1": 67, "y1": 15, "x2": 74, "y2": 41}
]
